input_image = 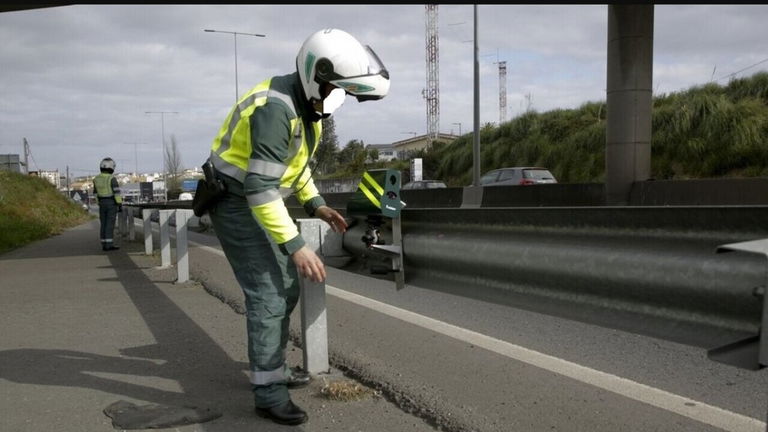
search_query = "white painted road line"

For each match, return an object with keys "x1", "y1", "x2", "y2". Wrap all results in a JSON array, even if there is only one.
[
  {"x1": 189, "y1": 239, "x2": 764, "y2": 432},
  {"x1": 328, "y1": 286, "x2": 765, "y2": 432}
]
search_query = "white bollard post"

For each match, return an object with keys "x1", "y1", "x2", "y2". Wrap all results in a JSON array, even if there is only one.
[
  {"x1": 127, "y1": 207, "x2": 136, "y2": 241},
  {"x1": 143, "y1": 209, "x2": 154, "y2": 255},
  {"x1": 158, "y1": 210, "x2": 173, "y2": 268},
  {"x1": 118, "y1": 207, "x2": 127, "y2": 239},
  {"x1": 296, "y1": 218, "x2": 330, "y2": 375},
  {"x1": 174, "y1": 209, "x2": 193, "y2": 283}
]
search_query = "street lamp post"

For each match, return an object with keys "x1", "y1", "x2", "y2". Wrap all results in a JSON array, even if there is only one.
[
  {"x1": 472, "y1": 4, "x2": 480, "y2": 187},
  {"x1": 124, "y1": 141, "x2": 147, "y2": 178},
  {"x1": 204, "y1": 29, "x2": 266, "y2": 103},
  {"x1": 145, "y1": 111, "x2": 178, "y2": 202}
]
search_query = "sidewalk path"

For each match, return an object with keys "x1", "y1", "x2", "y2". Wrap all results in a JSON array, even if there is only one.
[{"x1": 0, "y1": 219, "x2": 437, "y2": 432}]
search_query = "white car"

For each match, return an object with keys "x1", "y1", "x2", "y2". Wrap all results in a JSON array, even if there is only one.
[
  {"x1": 480, "y1": 167, "x2": 557, "y2": 186},
  {"x1": 401, "y1": 180, "x2": 447, "y2": 190}
]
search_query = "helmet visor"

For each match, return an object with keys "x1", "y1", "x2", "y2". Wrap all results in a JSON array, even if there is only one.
[
  {"x1": 329, "y1": 46, "x2": 390, "y2": 100},
  {"x1": 363, "y1": 45, "x2": 388, "y2": 78}
]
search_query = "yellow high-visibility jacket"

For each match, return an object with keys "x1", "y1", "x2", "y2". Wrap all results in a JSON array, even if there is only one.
[
  {"x1": 209, "y1": 72, "x2": 325, "y2": 255},
  {"x1": 93, "y1": 173, "x2": 123, "y2": 204}
]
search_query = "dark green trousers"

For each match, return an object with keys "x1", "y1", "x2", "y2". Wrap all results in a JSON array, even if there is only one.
[
  {"x1": 98, "y1": 198, "x2": 118, "y2": 246},
  {"x1": 210, "y1": 188, "x2": 300, "y2": 408}
]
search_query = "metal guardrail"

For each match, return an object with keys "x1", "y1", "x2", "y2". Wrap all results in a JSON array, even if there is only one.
[
  {"x1": 289, "y1": 204, "x2": 768, "y2": 371},
  {"x1": 118, "y1": 206, "x2": 193, "y2": 282},
  {"x1": 124, "y1": 202, "x2": 768, "y2": 373}
]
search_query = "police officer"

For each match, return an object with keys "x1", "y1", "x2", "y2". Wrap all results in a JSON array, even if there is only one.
[
  {"x1": 93, "y1": 157, "x2": 123, "y2": 251},
  {"x1": 207, "y1": 28, "x2": 390, "y2": 425}
]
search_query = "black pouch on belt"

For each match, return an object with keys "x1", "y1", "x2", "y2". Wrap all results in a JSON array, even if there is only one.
[{"x1": 192, "y1": 160, "x2": 227, "y2": 217}]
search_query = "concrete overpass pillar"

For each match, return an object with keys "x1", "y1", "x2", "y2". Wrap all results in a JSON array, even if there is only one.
[{"x1": 605, "y1": 5, "x2": 654, "y2": 205}]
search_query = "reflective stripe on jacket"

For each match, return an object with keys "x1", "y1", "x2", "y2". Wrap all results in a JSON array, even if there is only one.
[
  {"x1": 93, "y1": 173, "x2": 122, "y2": 204},
  {"x1": 210, "y1": 72, "x2": 325, "y2": 255}
]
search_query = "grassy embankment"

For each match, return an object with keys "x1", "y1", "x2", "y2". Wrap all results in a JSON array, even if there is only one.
[
  {"x1": 0, "y1": 170, "x2": 92, "y2": 254},
  {"x1": 427, "y1": 72, "x2": 768, "y2": 186}
]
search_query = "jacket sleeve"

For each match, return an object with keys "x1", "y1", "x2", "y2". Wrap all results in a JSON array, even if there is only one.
[
  {"x1": 110, "y1": 177, "x2": 123, "y2": 204},
  {"x1": 295, "y1": 166, "x2": 326, "y2": 216},
  {"x1": 297, "y1": 120, "x2": 325, "y2": 216},
  {"x1": 243, "y1": 101, "x2": 304, "y2": 255}
]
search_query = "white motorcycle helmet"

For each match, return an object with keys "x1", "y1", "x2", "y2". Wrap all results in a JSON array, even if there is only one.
[
  {"x1": 100, "y1": 157, "x2": 116, "y2": 173},
  {"x1": 296, "y1": 28, "x2": 390, "y2": 113}
]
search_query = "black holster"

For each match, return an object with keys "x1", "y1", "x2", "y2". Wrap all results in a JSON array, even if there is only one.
[{"x1": 192, "y1": 159, "x2": 227, "y2": 217}]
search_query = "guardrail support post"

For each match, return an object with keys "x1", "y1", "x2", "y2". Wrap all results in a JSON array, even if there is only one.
[
  {"x1": 392, "y1": 215, "x2": 405, "y2": 290},
  {"x1": 142, "y1": 209, "x2": 154, "y2": 255},
  {"x1": 118, "y1": 207, "x2": 127, "y2": 239},
  {"x1": 297, "y1": 218, "x2": 330, "y2": 375},
  {"x1": 127, "y1": 207, "x2": 136, "y2": 241},
  {"x1": 710, "y1": 239, "x2": 768, "y2": 371},
  {"x1": 174, "y1": 209, "x2": 193, "y2": 283},
  {"x1": 158, "y1": 210, "x2": 173, "y2": 268}
]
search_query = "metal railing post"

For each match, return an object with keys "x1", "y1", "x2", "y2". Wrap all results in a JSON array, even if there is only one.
[
  {"x1": 127, "y1": 207, "x2": 136, "y2": 241},
  {"x1": 392, "y1": 215, "x2": 405, "y2": 290},
  {"x1": 297, "y1": 218, "x2": 330, "y2": 374},
  {"x1": 118, "y1": 207, "x2": 127, "y2": 239},
  {"x1": 158, "y1": 209, "x2": 173, "y2": 268},
  {"x1": 175, "y1": 209, "x2": 193, "y2": 283},
  {"x1": 142, "y1": 209, "x2": 154, "y2": 255}
]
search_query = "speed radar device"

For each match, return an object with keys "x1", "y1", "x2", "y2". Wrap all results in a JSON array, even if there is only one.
[{"x1": 344, "y1": 169, "x2": 406, "y2": 289}]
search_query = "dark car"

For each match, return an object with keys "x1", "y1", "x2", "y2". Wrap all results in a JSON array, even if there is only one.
[
  {"x1": 480, "y1": 167, "x2": 557, "y2": 186},
  {"x1": 401, "y1": 180, "x2": 447, "y2": 190}
]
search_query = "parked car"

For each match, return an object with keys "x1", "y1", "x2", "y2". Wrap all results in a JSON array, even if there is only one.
[
  {"x1": 401, "y1": 180, "x2": 447, "y2": 190},
  {"x1": 480, "y1": 167, "x2": 557, "y2": 186}
]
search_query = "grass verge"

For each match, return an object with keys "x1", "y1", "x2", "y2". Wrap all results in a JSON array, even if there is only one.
[{"x1": 0, "y1": 170, "x2": 92, "y2": 254}]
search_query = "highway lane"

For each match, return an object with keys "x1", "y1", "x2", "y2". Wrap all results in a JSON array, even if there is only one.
[
  {"x1": 328, "y1": 265, "x2": 768, "y2": 417},
  {"x1": 144, "y1": 221, "x2": 768, "y2": 431}
]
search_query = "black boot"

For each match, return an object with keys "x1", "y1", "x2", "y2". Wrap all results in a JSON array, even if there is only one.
[{"x1": 254, "y1": 400, "x2": 307, "y2": 425}]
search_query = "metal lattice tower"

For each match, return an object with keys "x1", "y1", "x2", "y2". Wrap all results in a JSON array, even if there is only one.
[
  {"x1": 423, "y1": 4, "x2": 439, "y2": 140},
  {"x1": 498, "y1": 61, "x2": 507, "y2": 124}
]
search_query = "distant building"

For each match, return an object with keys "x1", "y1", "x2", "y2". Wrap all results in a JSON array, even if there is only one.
[
  {"x1": 39, "y1": 170, "x2": 60, "y2": 188},
  {"x1": 121, "y1": 181, "x2": 166, "y2": 203},
  {"x1": 367, "y1": 144, "x2": 397, "y2": 162},
  {"x1": 0, "y1": 154, "x2": 22, "y2": 173},
  {"x1": 391, "y1": 133, "x2": 458, "y2": 160}
]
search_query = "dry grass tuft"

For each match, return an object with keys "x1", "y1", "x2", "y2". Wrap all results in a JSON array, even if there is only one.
[{"x1": 318, "y1": 378, "x2": 379, "y2": 402}]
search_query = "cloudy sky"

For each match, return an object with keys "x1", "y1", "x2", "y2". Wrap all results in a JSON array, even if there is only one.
[{"x1": 1, "y1": 4, "x2": 767, "y2": 178}]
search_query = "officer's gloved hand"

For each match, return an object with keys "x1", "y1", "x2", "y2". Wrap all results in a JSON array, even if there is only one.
[{"x1": 117, "y1": 204, "x2": 123, "y2": 213}]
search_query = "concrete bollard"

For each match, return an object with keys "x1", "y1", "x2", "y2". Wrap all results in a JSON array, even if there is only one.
[
  {"x1": 142, "y1": 209, "x2": 154, "y2": 255},
  {"x1": 118, "y1": 207, "x2": 127, "y2": 239},
  {"x1": 158, "y1": 210, "x2": 173, "y2": 268},
  {"x1": 296, "y1": 218, "x2": 330, "y2": 375},
  {"x1": 127, "y1": 207, "x2": 136, "y2": 241},
  {"x1": 174, "y1": 209, "x2": 193, "y2": 283}
]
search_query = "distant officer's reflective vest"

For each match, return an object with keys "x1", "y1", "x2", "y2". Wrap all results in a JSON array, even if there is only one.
[
  {"x1": 94, "y1": 173, "x2": 122, "y2": 204},
  {"x1": 209, "y1": 74, "x2": 323, "y2": 250}
]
